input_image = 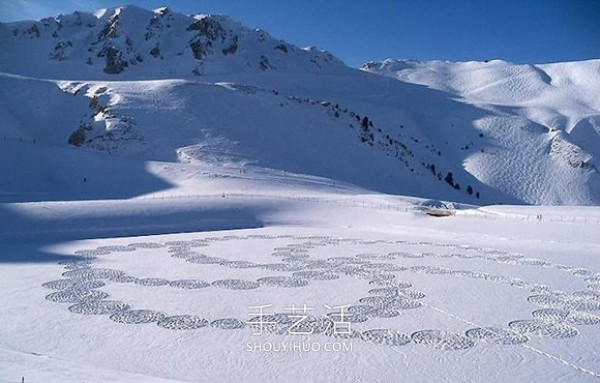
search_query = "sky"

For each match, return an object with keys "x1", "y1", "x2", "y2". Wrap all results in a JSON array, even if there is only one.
[{"x1": 0, "y1": 0, "x2": 598, "y2": 67}]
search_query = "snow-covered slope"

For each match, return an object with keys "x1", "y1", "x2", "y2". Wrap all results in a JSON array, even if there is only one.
[
  {"x1": 3, "y1": 7, "x2": 600, "y2": 383},
  {"x1": 362, "y1": 59, "x2": 600, "y2": 205},
  {"x1": 1, "y1": 6, "x2": 599, "y2": 205}
]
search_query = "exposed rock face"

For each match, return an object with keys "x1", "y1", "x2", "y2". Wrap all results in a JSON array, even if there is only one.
[
  {"x1": 1, "y1": 5, "x2": 345, "y2": 77},
  {"x1": 185, "y1": 17, "x2": 225, "y2": 40},
  {"x1": 99, "y1": 46, "x2": 128, "y2": 74}
]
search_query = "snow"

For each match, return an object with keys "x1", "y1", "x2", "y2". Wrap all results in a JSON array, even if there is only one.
[
  {"x1": 1, "y1": 5, "x2": 600, "y2": 382},
  {"x1": 362, "y1": 58, "x2": 600, "y2": 205},
  {"x1": 1, "y1": 195, "x2": 600, "y2": 382},
  {"x1": 2, "y1": 6, "x2": 599, "y2": 204}
]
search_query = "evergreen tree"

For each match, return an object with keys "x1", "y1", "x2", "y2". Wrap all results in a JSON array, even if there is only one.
[{"x1": 444, "y1": 172, "x2": 454, "y2": 187}]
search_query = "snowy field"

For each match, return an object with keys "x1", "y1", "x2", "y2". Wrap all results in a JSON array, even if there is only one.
[
  {"x1": 1, "y1": 184, "x2": 600, "y2": 382},
  {"x1": 1, "y1": 6, "x2": 600, "y2": 382}
]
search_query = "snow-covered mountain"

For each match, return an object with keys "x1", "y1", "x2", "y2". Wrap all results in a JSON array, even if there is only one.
[
  {"x1": 1, "y1": 5, "x2": 599, "y2": 205},
  {"x1": 0, "y1": 5, "x2": 343, "y2": 78},
  {"x1": 3, "y1": 7, "x2": 600, "y2": 383},
  {"x1": 361, "y1": 59, "x2": 600, "y2": 205}
]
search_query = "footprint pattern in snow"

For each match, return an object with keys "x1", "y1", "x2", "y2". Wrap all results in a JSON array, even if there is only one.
[{"x1": 42, "y1": 234, "x2": 600, "y2": 350}]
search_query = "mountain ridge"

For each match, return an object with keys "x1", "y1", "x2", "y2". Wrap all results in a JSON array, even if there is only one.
[
  {"x1": 0, "y1": 4, "x2": 344, "y2": 79},
  {"x1": 1, "y1": 6, "x2": 599, "y2": 206}
]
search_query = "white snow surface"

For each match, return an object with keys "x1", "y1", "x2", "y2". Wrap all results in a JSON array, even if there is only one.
[
  {"x1": 1, "y1": 5, "x2": 599, "y2": 205},
  {"x1": 1, "y1": 6, "x2": 600, "y2": 383},
  {"x1": 1, "y1": 196, "x2": 600, "y2": 382},
  {"x1": 361, "y1": 58, "x2": 600, "y2": 205}
]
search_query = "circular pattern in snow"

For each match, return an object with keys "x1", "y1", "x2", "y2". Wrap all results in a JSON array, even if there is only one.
[
  {"x1": 45, "y1": 234, "x2": 600, "y2": 350},
  {"x1": 257, "y1": 276, "x2": 309, "y2": 288},
  {"x1": 46, "y1": 289, "x2": 109, "y2": 304},
  {"x1": 390, "y1": 281, "x2": 414, "y2": 289},
  {"x1": 395, "y1": 252, "x2": 424, "y2": 259},
  {"x1": 367, "y1": 279, "x2": 396, "y2": 287},
  {"x1": 259, "y1": 263, "x2": 304, "y2": 272},
  {"x1": 508, "y1": 320, "x2": 578, "y2": 339},
  {"x1": 59, "y1": 260, "x2": 93, "y2": 269},
  {"x1": 68, "y1": 300, "x2": 130, "y2": 315},
  {"x1": 96, "y1": 245, "x2": 135, "y2": 252},
  {"x1": 344, "y1": 269, "x2": 377, "y2": 279},
  {"x1": 359, "y1": 296, "x2": 393, "y2": 306},
  {"x1": 346, "y1": 305, "x2": 378, "y2": 315},
  {"x1": 128, "y1": 242, "x2": 165, "y2": 249},
  {"x1": 571, "y1": 268, "x2": 591, "y2": 276},
  {"x1": 170, "y1": 251, "x2": 197, "y2": 260},
  {"x1": 399, "y1": 289, "x2": 427, "y2": 300},
  {"x1": 365, "y1": 308, "x2": 400, "y2": 318},
  {"x1": 165, "y1": 241, "x2": 192, "y2": 247},
  {"x1": 527, "y1": 294, "x2": 568, "y2": 309},
  {"x1": 421, "y1": 266, "x2": 454, "y2": 275},
  {"x1": 411, "y1": 330, "x2": 475, "y2": 350},
  {"x1": 135, "y1": 278, "x2": 170, "y2": 287},
  {"x1": 325, "y1": 327, "x2": 362, "y2": 339},
  {"x1": 572, "y1": 291, "x2": 600, "y2": 301},
  {"x1": 220, "y1": 261, "x2": 258, "y2": 269},
  {"x1": 356, "y1": 253, "x2": 396, "y2": 261},
  {"x1": 516, "y1": 258, "x2": 548, "y2": 266},
  {"x1": 532, "y1": 308, "x2": 568, "y2": 323},
  {"x1": 390, "y1": 298, "x2": 423, "y2": 310},
  {"x1": 465, "y1": 327, "x2": 529, "y2": 345},
  {"x1": 110, "y1": 310, "x2": 166, "y2": 324},
  {"x1": 61, "y1": 264, "x2": 92, "y2": 270},
  {"x1": 62, "y1": 268, "x2": 125, "y2": 280},
  {"x1": 368, "y1": 287, "x2": 402, "y2": 296},
  {"x1": 74, "y1": 249, "x2": 110, "y2": 257},
  {"x1": 42, "y1": 279, "x2": 105, "y2": 291},
  {"x1": 157, "y1": 315, "x2": 209, "y2": 330},
  {"x1": 292, "y1": 270, "x2": 339, "y2": 280},
  {"x1": 565, "y1": 311, "x2": 600, "y2": 325},
  {"x1": 212, "y1": 279, "x2": 260, "y2": 290},
  {"x1": 362, "y1": 329, "x2": 412, "y2": 346},
  {"x1": 210, "y1": 318, "x2": 246, "y2": 329},
  {"x1": 588, "y1": 283, "x2": 600, "y2": 292},
  {"x1": 370, "y1": 273, "x2": 396, "y2": 280},
  {"x1": 281, "y1": 255, "x2": 311, "y2": 263},
  {"x1": 108, "y1": 274, "x2": 138, "y2": 283},
  {"x1": 169, "y1": 280, "x2": 211, "y2": 289},
  {"x1": 368, "y1": 263, "x2": 407, "y2": 272},
  {"x1": 186, "y1": 256, "x2": 224, "y2": 264}
]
